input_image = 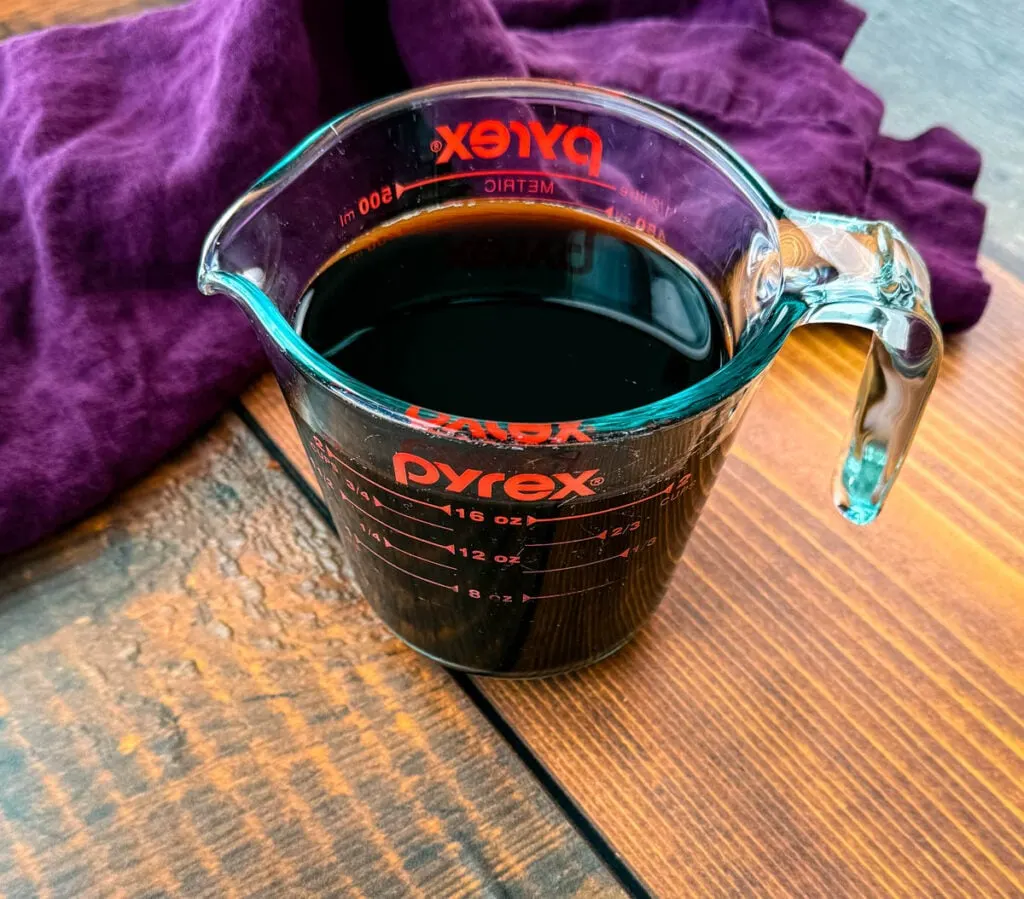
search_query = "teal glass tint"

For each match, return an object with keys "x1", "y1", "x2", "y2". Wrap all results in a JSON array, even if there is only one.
[{"x1": 198, "y1": 80, "x2": 942, "y2": 676}]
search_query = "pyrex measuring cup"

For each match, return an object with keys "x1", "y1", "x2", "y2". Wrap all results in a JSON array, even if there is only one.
[{"x1": 198, "y1": 79, "x2": 941, "y2": 677}]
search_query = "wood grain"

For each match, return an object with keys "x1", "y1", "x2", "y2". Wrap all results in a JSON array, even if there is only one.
[
  {"x1": 241, "y1": 258, "x2": 1024, "y2": 897},
  {"x1": 0, "y1": 0, "x2": 171, "y2": 38},
  {"x1": 0, "y1": 417, "x2": 624, "y2": 899}
]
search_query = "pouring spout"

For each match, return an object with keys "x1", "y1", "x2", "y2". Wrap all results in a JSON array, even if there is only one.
[
  {"x1": 196, "y1": 248, "x2": 272, "y2": 338},
  {"x1": 197, "y1": 250, "x2": 265, "y2": 304},
  {"x1": 196, "y1": 254, "x2": 224, "y2": 297},
  {"x1": 196, "y1": 184, "x2": 288, "y2": 328},
  {"x1": 195, "y1": 192, "x2": 332, "y2": 389},
  {"x1": 196, "y1": 199, "x2": 293, "y2": 357},
  {"x1": 196, "y1": 198, "x2": 262, "y2": 301}
]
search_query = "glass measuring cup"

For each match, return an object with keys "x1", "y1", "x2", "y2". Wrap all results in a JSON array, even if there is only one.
[{"x1": 198, "y1": 79, "x2": 941, "y2": 677}]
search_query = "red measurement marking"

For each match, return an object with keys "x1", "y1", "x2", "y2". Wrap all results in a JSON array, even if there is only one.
[
  {"x1": 316, "y1": 441, "x2": 451, "y2": 515},
  {"x1": 523, "y1": 547, "x2": 630, "y2": 575},
  {"x1": 354, "y1": 536, "x2": 458, "y2": 592},
  {"x1": 342, "y1": 493, "x2": 455, "y2": 554},
  {"x1": 383, "y1": 537, "x2": 456, "y2": 571},
  {"x1": 522, "y1": 579, "x2": 622, "y2": 601},
  {"x1": 525, "y1": 530, "x2": 607, "y2": 548},
  {"x1": 526, "y1": 482, "x2": 677, "y2": 525},
  {"x1": 371, "y1": 495, "x2": 454, "y2": 531},
  {"x1": 394, "y1": 169, "x2": 617, "y2": 198}
]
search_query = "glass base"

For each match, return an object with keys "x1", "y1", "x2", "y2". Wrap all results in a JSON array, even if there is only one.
[{"x1": 383, "y1": 622, "x2": 641, "y2": 680}]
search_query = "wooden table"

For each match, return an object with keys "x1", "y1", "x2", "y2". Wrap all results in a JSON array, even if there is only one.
[{"x1": 2, "y1": 3, "x2": 1022, "y2": 897}]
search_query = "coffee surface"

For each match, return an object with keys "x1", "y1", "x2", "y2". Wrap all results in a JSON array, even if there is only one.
[{"x1": 297, "y1": 201, "x2": 728, "y2": 421}]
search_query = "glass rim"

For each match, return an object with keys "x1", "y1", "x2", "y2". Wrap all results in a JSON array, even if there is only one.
[{"x1": 199, "y1": 77, "x2": 802, "y2": 441}]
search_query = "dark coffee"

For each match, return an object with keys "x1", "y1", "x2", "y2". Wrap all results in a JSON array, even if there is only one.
[
  {"x1": 295, "y1": 202, "x2": 736, "y2": 675},
  {"x1": 297, "y1": 202, "x2": 727, "y2": 421}
]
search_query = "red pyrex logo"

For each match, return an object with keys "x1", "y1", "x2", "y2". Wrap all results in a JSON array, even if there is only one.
[
  {"x1": 393, "y1": 453, "x2": 600, "y2": 502},
  {"x1": 433, "y1": 120, "x2": 604, "y2": 178},
  {"x1": 407, "y1": 406, "x2": 592, "y2": 445}
]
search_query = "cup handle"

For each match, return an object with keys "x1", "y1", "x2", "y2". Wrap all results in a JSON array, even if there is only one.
[{"x1": 779, "y1": 210, "x2": 943, "y2": 524}]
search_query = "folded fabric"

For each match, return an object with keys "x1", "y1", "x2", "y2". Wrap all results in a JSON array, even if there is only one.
[{"x1": 0, "y1": 0, "x2": 990, "y2": 555}]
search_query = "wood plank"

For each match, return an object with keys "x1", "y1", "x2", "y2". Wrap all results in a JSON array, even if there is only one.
[
  {"x1": 0, "y1": 0, "x2": 171, "y2": 37},
  {"x1": 240, "y1": 258, "x2": 1024, "y2": 896},
  {"x1": 0, "y1": 417, "x2": 624, "y2": 899}
]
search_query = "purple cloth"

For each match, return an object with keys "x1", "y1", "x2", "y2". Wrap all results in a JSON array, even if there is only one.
[{"x1": 0, "y1": 0, "x2": 990, "y2": 555}]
